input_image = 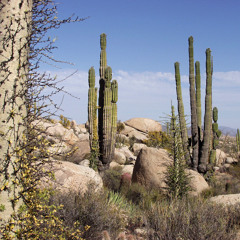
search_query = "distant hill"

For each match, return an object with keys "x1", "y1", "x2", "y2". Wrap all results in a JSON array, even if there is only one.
[
  {"x1": 219, "y1": 126, "x2": 238, "y2": 137},
  {"x1": 162, "y1": 124, "x2": 237, "y2": 137}
]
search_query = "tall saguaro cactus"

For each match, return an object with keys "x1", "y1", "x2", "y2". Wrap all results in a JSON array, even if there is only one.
[
  {"x1": 198, "y1": 49, "x2": 213, "y2": 173},
  {"x1": 174, "y1": 62, "x2": 190, "y2": 165},
  {"x1": 88, "y1": 33, "x2": 118, "y2": 169},
  {"x1": 175, "y1": 37, "x2": 215, "y2": 173},
  {"x1": 188, "y1": 36, "x2": 199, "y2": 170}
]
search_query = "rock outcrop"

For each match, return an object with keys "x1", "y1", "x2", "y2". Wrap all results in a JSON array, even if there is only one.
[
  {"x1": 125, "y1": 118, "x2": 162, "y2": 133},
  {"x1": 42, "y1": 160, "x2": 103, "y2": 194}
]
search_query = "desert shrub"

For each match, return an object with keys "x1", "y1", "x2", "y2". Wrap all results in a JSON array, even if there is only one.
[
  {"x1": 51, "y1": 188, "x2": 127, "y2": 239},
  {"x1": 124, "y1": 183, "x2": 165, "y2": 209},
  {"x1": 102, "y1": 167, "x2": 122, "y2": 192},
  {"x1": 143, "y1": 131, "x2": 171, "y2": 150},
  {"x1": 146, "y1": 197, "x2": 239, "y2": 240},
  {"x1": 59, "y1": 114, "x2": 71, "y2": 129},
  {"x1": 117, "y1": 120, "x2": 125, "y2": 133}
]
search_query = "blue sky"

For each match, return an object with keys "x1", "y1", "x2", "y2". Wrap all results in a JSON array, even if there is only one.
[{"x1": 43, "y1": 0, "x2": 240, "y2": 129}]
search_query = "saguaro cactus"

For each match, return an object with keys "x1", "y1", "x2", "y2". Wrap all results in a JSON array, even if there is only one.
[
  {"x1": 111, "y1": 80, "x2": 118, "y2": 158},
  {"x1": 175, "y1": 37, "x2": 215, "y2": 173},
  {"x1": 98, "y1": 33, "x2": 107, "y2": 155},
  {"x1": 88, "y1": 33, "x2": 118, "y2": 169},
  {"x1": 188, "y1": 36, "x2": 199, "y2": 170},
  {"x1": 174, "y1": 62, "x2": 190, "y2": 165},
  {"x1": 198, "y1": 48, "x2": 213, "y2": 173}
]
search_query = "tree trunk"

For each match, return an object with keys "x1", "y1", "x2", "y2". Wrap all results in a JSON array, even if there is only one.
[{"x1": 0, "y1": 0, "x2": 32, "y2": 222}]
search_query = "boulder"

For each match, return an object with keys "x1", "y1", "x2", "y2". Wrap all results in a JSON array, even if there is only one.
[
  {"x1": 118, "y1": 146, "x2": 136, "y2": 161},
  {"x1": 41, "y1": 160, "x2": 103, "y2": 193},
  {"x1": 121, "y1": 125, "x2": 147, "y2": 142},
  {"x1": 113, "y1": 149, "x2": 127, "y2": 165},
  {"x1": 132, "y1": 146, "x2": 209, "y2": 195},
  {"x1": 132, "y1": 147, "x2": 171, "y2": 189},
  {"x1": 210, "y1": 194, "x2": 240, "y2": 206},
  {"x1": 66, "y1": 140, "x2": 90, "y2": 164},
  {"x1": 186, "y1": 169, "x2": 209, "y2": 196},
  {"x1": 125, "y1": 118, "x2": 162, "y2": 133},
  {"x1": 132, "y1": 143, "x2": 147, "y2": 156},
  {"x1": 109, "y1": 161, "x2": 122, "y2": 169},
  {"x1": 216, "y1": 149, "x2": 227, "y2": 165}
]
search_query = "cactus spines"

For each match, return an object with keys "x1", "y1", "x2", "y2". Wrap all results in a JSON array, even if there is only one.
[
  {"x1": 198, "y1": 48, "x2": 213, "y2": 173},
  {"x1": 188, "y1": 36, "x2": 199, "y2": 170},
  {"x1": 174, "y1": 62, "x2": 190, "y2": 165},
  {"x1": 88, "y1": 67, "x2": 96, "y2": 148},
  {"x1": 195, "y1": 61, "x2": 202, "y2": 140}
]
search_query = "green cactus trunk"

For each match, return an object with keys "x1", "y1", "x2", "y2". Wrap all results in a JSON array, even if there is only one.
[
  {"x1": 98, "y1": 33, "x2": 107, "y2": 164},
  {"x1": 198, "y1": 48, "x2": 213, "y2": 173},
  {"x1": 195, "y1": 61, "x2": 202, "y2": 141},
  {"x1": 111, "y1": 80, "x2": 118, "y2": 159},
  {"x1": 102, "y1": 67, "x2": 113, "y2": 164},
  {"x1": 188, "y1": 36, "x2": 199, "y2": 171},
  {"x1": 174, "y1": 62, "x2": 190, "y2": 165},
  {"x1": 88, "y1": 67, "x2": 96, "y2": 149}
]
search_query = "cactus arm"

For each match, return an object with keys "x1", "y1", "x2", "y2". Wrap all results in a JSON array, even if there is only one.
[
  {"x1": 111, "y1": 80, "x2": 118, "y2": 158},
  {"x1": 188, "y1": 36, "x2": 199, "y2": 170},
  {"x1": 88, "y1": 67, "x2": 96, "y2": 149},
  {"x1": 195, "y1": 61, "x2": 202, "y2": 141}
]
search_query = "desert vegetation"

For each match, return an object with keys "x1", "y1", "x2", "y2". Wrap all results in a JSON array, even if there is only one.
[{"x1": 1, "y1": 0, "x2": 240, "y2": 240}]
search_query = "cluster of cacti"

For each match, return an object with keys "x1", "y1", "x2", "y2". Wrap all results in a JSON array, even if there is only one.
[
  {"x1": 209, "y1": 107, "x2": 221, "y2": 164},
  {"x1": 88, "y1": 33, "x2": 118, "y2": 169},
  {"x1": 236, "y1": 129, "x2": 240, "y2": 152},
  {"x1": 175, "y1": 36, "x2": 215, "y2": 173}
]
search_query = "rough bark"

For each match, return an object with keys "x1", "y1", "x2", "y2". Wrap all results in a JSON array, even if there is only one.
[{"x1": 0, "y1": 0, "x2": 32, "y2": 221}]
